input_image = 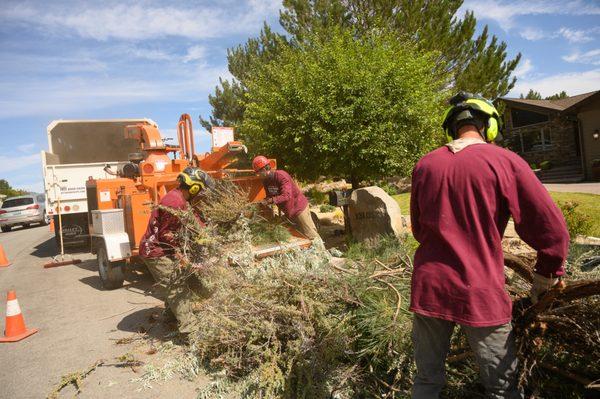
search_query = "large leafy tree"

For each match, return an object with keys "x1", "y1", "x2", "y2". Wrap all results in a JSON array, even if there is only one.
[
  {"x1": 241, "y1": 29, "x2": 447, "y2": 186},
  {"x1": 202, "y1": 0, "x2": 521, "y2": 129}
]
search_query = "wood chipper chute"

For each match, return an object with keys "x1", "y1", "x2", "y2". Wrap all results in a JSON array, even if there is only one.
[{"x1": 86, "y1": 114, "x2": 311, "y2": 289}]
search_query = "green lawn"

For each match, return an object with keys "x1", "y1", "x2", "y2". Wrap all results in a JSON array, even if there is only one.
[
  {"x1": 394, "y1": 191, "x2": 600, "y2": 237},
  {"x1": 548, "y1": 192, "x2": 600, "y2": 237},
  {"x1": 393, "y1": 192, "x2": 411, "y2": 214}
]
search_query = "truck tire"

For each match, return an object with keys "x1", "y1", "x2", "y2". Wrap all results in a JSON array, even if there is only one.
[
  {"x1": 97, "y1": 244, "x2": 125, "y2": 290},
  {"x1": 1, "y1": 226, "x2": 11, "y2": 232}
]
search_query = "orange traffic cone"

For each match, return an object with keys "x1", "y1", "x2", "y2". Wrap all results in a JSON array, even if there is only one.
[
  {"x1": 0, "y1": 244, "x2": 10, "y2": 268},
  {"x1": 0, "y1": 291, "x2": 38, "y2": 342},
  {"x1": 49, "y1": 218, "x2": 55, "y2": 232}
]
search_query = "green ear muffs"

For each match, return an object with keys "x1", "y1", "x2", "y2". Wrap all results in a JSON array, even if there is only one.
[
  {"x1": 178, "y1": 170, "x2": 206, "y2": 196},
  {"x1": 442, "y1": 93, "x2": 501, "y2": 143}
]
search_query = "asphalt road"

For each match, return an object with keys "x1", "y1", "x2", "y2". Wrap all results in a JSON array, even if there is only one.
[{"x1": 0, "y1": 225, "x2": 202, "y2": 398}]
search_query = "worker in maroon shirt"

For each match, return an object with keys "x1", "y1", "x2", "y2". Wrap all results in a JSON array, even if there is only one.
[
  {"x1": 139, "y1": 166, "x2": 214, "y2": 334},
  {"x1": 252, "y1": 155, "x2": 320, "y2": 240},
  {"x1": 410, "y1": 92, "x2": 569, "y2": 399}
]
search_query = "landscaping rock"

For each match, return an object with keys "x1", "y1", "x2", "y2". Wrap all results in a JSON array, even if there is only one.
[{"x1": 348, "y1": 186, "x2": 406, "y2": 241}]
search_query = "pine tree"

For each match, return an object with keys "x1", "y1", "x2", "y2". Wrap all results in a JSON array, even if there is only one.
[
  {"x1": 545, "y1": 90, "x2": 568, "y2": 100},
  {"x1": 280, "y1": 0, "x2": 520, "y2": 99},
  {"x1": 520, "y1": 89, "x2": 542, "y2": 100}
]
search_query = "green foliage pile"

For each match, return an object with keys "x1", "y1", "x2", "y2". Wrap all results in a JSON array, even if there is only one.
[
  {"x1": 249, "y1": 219, "x2": 292, "y2": 246},
  {"x1": 160, "y1": 183, "x2": 600, "y2": 398},
  {"x1": 174, "y1": 216, "x2": 419, "y2": 398}
]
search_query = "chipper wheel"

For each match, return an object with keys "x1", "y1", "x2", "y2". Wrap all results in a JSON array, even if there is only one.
[{"x1": 97, "y1": 243, "x2": 125, "y2": 290}]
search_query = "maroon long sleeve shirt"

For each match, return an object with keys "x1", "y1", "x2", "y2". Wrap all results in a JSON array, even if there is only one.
[
  {"x1": 410, "y1": 143, "x2": 569, "y2": 327},
  {"x1": 139, "y1": 188, "x2": 189, "y2": 259},
  {"x1": 263, "y1": 170, "x2": 309, "y2": 218}
]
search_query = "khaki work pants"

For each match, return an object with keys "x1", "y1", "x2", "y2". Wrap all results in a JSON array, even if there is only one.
[
  {"x1": 412, "y1": 313, "x2": 522, "y2": 399},
  {"x1": 143, "y1": 256, "x2": 202, "y2": 334},
  {"x1": 290, "y1": 206, "x2": 320, "y2": 240}
]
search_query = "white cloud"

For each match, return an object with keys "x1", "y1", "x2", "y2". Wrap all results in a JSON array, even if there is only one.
[
  {"x1": 461, "y1": 0, "x2": 600, "y2": 30},
  {"x1": 126, "y1": 47, "x2": 172, "y2": 61},
  {"x1": 514, "y1": 58, "x2": 533, "y2": 78},
  {"x1": 0, "y1": 62, "x2": 231, "y2": 119},
  {"x1": 510, "y1": 69, "x2": 600, "y2": 98},
  {"x1": 0, "y1": 154, "x2": 40, "y2": 174},
  {"x1": 183, "y1": 45, "x2": 207, "y2": 63},
  {"x1": 520, "y1": 27, "x2": 546, "y2": 41},
  {"x1": 1, "y1": 1, "x2": 281, "y2": 41},
  {"x1": 0, "y1": 53, "x2": 108, "y2": 74},
  {"x1": 520, "y1": 26, "x2": 600, "y2": 43},
  {"x1": 562, "y1": 49, "x2": 600, "y2": 65},
  {"x1": 17, "y1": 143, "x2": 37, "y2": 153},
  {"x1": 557, "y1": 27, "x2": 595, "y2": 43}
]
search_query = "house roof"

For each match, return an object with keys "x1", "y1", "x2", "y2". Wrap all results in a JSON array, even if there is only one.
[{"x1": 501, "y1": 90, "x2": 599, "y2": 113}]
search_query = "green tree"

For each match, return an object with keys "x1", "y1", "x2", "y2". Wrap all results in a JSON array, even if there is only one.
[
  {"x1": 201, "y1": 0, "x2": 521, "y2": 130},
  {"x1": 0, "y1": 179, "x2": 27, "y2": 197},
  {"x1": 546, "y1": 90, "x2": 568, "y2": 100},
  {"x1": 281, "y1": 0, "x2": 521, "y2": 100},
  {"x1": 241, "y1": 29, "x2": 447, "y2": 187},
  {"x1": 520, "y1": 89, "x2": 542, "y2": 100}
]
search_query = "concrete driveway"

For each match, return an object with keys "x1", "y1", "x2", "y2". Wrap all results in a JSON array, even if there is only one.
[
  {"x1": 0, "y1": 225, "x2": 203, "y2": 398},
  {"x1": 544, "y1": 182, "x2": 600, "y2": 194}
]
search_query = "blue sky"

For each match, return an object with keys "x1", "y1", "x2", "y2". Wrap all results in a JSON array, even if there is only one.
[{"x1": 0, "y1": 0, "x2": 599, "y2": 193}]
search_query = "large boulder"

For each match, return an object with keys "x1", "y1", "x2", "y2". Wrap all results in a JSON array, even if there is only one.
[{"x1": 348, "y1": 186, "x2": 406, "y2": 242}]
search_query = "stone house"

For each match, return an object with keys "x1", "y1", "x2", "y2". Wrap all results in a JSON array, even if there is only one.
[{"x1": 499, "y1": 90, "x2": 600, "y2": 182}]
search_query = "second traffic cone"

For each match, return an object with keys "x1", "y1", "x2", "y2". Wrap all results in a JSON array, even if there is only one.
[
  {"x1": 0, "y1": 244, "x2": 10, "y2": 268},
  {"x1": 0, "y1": 291, "x2": 38, "y2": 342},
  {"x1": 49, "y1": 218, "x2": 55, "y2": 232}
]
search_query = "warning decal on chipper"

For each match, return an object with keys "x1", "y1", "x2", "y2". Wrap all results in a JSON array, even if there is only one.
[{"x1": 100, "y1": 191, "x2": 111, "y2": 202}]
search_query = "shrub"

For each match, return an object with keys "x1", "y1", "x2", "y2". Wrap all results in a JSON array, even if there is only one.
[
  {"x1": 319, "y1": 204, "x2": 336, "y2": 213},
  {"x1": 306, "y1": 187, "x2": 329, "y2": 205},
  {"x1": 559, "y1": 201, "x2": 593, "y2": 239},
  {"x1": 379, "y1": 182, "x2": 399, "y2": 196}
]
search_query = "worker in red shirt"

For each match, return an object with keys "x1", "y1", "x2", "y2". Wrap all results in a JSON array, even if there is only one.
[
  {"x1": 410, "y1": 92, "x2": 569, "y2": 398},
  {"x1": 139, "y1": 166, "x2": 214, "y2": 334},
  {"x1": 252, "y1": 155, "x2": 320, "y2": 240}
]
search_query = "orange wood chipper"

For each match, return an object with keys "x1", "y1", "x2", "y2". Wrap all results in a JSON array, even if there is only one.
[{"x1": 86, "y1": 114, "x2": 308, "y2": 289}]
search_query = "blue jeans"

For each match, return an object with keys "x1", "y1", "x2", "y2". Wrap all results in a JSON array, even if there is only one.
[{"x1": 412, "y1": 313, "x2": 522, "y2": 399}]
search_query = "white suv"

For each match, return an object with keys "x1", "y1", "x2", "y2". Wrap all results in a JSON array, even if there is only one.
[{"x1": 0, "y1": 194, "x2": 48, "y2": 232}]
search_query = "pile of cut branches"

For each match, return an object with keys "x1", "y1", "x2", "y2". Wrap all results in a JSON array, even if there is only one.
[
  {"x1": 505, "y1": 249, "x2": 600, "y2": 398},
  {"x1": 158, "y1": 182, "x2": 599, "y2": 398}
]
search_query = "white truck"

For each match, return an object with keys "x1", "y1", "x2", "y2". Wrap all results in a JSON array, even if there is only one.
[{"x1": 42, "y1": 119, "x2": 157, "y2": 246}]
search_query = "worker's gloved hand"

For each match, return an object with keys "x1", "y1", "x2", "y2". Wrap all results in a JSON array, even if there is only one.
[
  {"x1": 530, "y1": 273, "x2": 560, "y2": 304},
  {"x1": 259, "y1": 198, "x2": 273, "y2": 206}
]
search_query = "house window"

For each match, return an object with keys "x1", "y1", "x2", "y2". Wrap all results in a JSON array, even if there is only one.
[
  {"x1": 519, "y1": 127, "x2": 552, "y2": 152},
  {"x1": 511, "y1": 108, "x2": 549, "y2": 128}
]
